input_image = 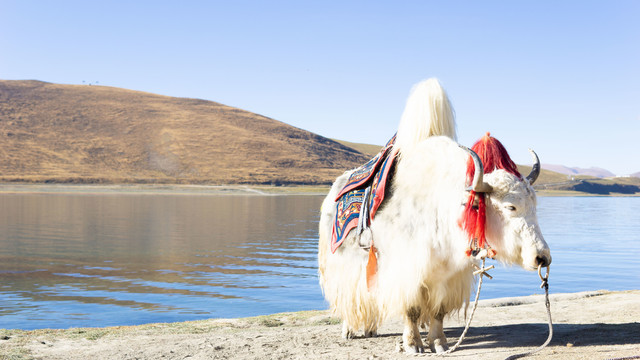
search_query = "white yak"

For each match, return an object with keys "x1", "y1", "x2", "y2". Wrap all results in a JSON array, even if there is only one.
[{"x1": 318, "y1": 78, "x2": 551, "y2": 353}]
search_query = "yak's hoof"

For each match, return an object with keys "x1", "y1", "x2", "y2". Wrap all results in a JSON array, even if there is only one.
[
  {"x1": 341, "y1": 330, "x2": 355, "y2": 339},
  {"x1": 429, "y1": 338, "x2": 449, "y2": 353},
  {"x1": 403, "y1": 343, "x2": 425, "y2": 354},
  {"x1": 364, "y1": 329, "x2": 377, "y2": 338},
  {"x1": 402, "y1": 338, "x2": 425, "y2": 353},
  {"x1": 341, "y1": 322, "x2": 355, "y2": 339}
]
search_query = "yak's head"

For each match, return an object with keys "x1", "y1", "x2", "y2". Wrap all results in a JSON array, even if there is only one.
[{"x1": 460, "y1": 133, "x2": 551, "y2": 271}]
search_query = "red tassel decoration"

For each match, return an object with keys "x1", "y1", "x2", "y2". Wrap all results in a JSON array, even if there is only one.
[
  {"x1": 460, "y1": 132, "x2": 521, "y2": 254},
  {"x1": 465, "y1": 132, "x2": 521, "y2": 183},
  {"x1": 459, "y1": 191, "x2": 487, "y2": 249}
]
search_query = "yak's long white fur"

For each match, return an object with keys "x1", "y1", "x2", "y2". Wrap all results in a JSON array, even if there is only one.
[
  {"x1": 318, "y1": 78, "x2": 550, "y2": 351},
  {"x1": 395, "y1": 78, "x2": 456, "y2": 152},
  {"x1": 319, "y1": 176, "x2": 380, "y2": 335},
  {"x1": 318, "y1": 77, "x2": 463, "y2": 334},
  {"x1": 318, "y1": 137, "x2": 474, "y2": 336},
  {"x1": 373, "y1": 137, "x2": 473, "y2": 321}
]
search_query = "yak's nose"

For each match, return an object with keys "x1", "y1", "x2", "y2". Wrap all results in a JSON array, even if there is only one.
[{"x1": 535, "y1": 255, "x2": 551, "y2": 267}]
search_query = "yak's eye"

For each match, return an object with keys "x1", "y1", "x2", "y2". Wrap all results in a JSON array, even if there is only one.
[
  {"x1": 507, "y1": 205, "x2": 517, "y2": 212},
  {"x1": 461, "y1": 202, "x2": 479, "y2": 210}
]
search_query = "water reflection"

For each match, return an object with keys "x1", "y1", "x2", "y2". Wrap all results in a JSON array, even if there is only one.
[
  {"x1": 1, "y1": 194, "x2": 639, "y2": 330},
  {"x1": 0, "y1": 194, "x2": 325, "y2": 329}
]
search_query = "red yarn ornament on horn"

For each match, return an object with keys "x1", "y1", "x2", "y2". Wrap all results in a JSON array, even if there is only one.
[{"x1": 460, "y1": 133, "x2": 521, "y2": 253}]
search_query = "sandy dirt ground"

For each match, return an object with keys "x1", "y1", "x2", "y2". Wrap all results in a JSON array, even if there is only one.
[{"x1": 1, "y1": 290, "x2": 638, "y2": 360}]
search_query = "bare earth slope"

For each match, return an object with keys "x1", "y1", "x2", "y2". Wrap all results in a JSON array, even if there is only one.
[{"x1": 0, "y1": 80, "x2": 368, "y2": 184}]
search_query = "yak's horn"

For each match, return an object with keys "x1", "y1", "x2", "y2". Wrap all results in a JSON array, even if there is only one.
[
  {"x1": 526, "y1": 149, "x2": 541, "y2": 185},
  {"x1": 459, "y1": 145, "x2": 493, "y2": 193}
]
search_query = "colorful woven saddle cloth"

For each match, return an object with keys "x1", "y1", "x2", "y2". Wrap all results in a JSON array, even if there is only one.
[{"x1": 331, "y1": 135, "x2": 398, "y2": 253}]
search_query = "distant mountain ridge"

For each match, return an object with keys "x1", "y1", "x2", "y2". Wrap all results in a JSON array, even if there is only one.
[
  {"x1": 0, "y1": 80, "x2": 369, "y2": 184},
  {"x1": 542, "y1": 164, "x2": 616, "y2": 178}
]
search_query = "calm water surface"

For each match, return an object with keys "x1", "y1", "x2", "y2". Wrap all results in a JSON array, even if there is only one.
[{"x1": 1, "y1": 194, "x2": 638, "y2": 330}]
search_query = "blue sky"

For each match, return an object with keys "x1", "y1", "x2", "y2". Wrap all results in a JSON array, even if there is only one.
[{"x1": 1, "y1": 1, "x2": 639, "y2": 175}]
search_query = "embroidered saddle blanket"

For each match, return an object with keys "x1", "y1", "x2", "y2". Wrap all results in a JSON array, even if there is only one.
[{"x1": 331, "y1": 135, "x2": 398, "y2": 253}]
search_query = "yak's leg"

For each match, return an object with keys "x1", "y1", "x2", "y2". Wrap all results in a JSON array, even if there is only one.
[
  {"x1": 341, "y1": 321, "x2": 356, "y2": 339},
  {"x1": 364, "y1": 310, "x2": 378, "y2": 338},
  {"x1": 427, "y1": 311, "x2": 449, "y2": 353},
  {"x1": 364, "y1": 328, "x2": 377, "y2": 338},
  {"x1": 402, "y1": 307, "x2": 424, "y2": 353},
  {"x1": 364, "y1": 320, "x2": 377, "y2": 338}
]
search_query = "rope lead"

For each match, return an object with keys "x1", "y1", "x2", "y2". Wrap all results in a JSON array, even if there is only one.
[
  {"x1": 406, "y1": 262, "x2": 553, "y2": 359},
  {"x1": 504, "y1": 264, "x2": 553, "y2": 360}
]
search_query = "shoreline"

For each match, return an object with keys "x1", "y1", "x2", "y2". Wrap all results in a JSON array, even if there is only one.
[
  {"x1": 0, "y1": 184, "x2": 331, "y2": 196},
  {"x1": 1, "y1": 183, "x2": 639, "y2": 197},
  {"x1": 2, "y1": 290, "x2": 638, "y2": 359}
]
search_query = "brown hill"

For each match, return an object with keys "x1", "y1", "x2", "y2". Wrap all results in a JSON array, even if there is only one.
[
  {"x1": 0, "y1": 80, "x2": 369, "y2": 185},
  {"x1": 332, "y1": 139, "x2": 384, "y2": 157}
]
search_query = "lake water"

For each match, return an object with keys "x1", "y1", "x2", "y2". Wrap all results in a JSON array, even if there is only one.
[{"x1": 0, "y1": 194, "x2": 638, "y2": 330}]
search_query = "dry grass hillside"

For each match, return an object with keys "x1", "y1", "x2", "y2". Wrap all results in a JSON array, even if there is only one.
[
  {"x1": 332, "y1": 139, "x2": 383, "y2": 157},
  {"x1": 0, "y1": 80, "x2": 369, "y2": 185},
  {"x1": 1, "y1": 80, "x2": 637, "y2": 194}
]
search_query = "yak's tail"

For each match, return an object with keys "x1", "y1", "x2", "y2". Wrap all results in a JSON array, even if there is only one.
[{"x1": 395, "y1": 78, "x2": 456, "y2": 152}]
